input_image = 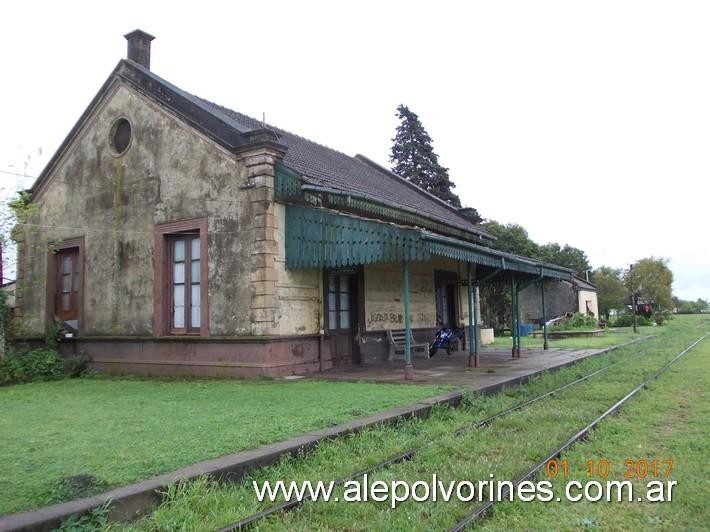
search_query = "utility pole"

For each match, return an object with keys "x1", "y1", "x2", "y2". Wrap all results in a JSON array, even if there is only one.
[{"x1": 630, "y1": 264, "x2": 637, "y2": 334}]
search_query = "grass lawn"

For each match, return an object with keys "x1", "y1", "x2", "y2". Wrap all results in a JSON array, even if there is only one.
[
  {"x1": 117, "y1": 315, "x2": 710, "y2": 531},
  {"x1": 491, "y1": 325, "x2": 656, "y2": 350},
  {"x1": 0, "y1": 377, "x2": 450, "y2": 515}
]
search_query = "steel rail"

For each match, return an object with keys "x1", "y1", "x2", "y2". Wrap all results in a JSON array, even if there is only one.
[
  {"x1": 448, "y1": 332, "x2": 710, "y2": 532},
  {"x1": 218, "y1": 336, "x2": 651, "y2": 531},
  {"x1": 218, "y1": 449, "x2": 418, "y2": 531}
]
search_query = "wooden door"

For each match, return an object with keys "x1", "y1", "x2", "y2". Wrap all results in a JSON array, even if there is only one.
[
  {"x1": 325, "y1": 270, "x2": 359, "y2": 365},
  {"x1": 435, "y1": 271, "x2": 459, "y2": 328}
]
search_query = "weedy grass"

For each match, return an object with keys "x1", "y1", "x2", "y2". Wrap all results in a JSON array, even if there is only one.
[
  {"x1": 0, "y1": 377, "x2": 449, "y2": 515},
  {"x1": 117, "y1": 315, "x2": 709, "y2": 531},
  {"x1": 483, "y1": 328, "x2": 710, "y2": 531},
  {"x1": 492, "y1": 325, "x2": 655, "y2": 350}
]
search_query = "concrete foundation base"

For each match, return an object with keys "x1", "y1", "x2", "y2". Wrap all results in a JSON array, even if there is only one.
[
  {"x1": 54, "y1": 335, "x2": 332, "y2": 378},
  {"x1": 404, "y1": 363, "x2": 415, "y2": 381}
]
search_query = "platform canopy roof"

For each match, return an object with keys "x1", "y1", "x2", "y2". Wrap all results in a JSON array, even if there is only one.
[{"x1": 285, "y1": 204, "x2": 572, "y2": 282}]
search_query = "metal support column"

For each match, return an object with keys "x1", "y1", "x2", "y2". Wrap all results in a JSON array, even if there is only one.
[
  {"x1": 511, "y1": 276, "x2": 518, "y2": 358},
  {"x1": 403, "y1": 259, "x2": 414, "y2": 380},
  {"x1": 540, "y1": 280, "x2": 549, "y2": 350},
  {"x1": 473, "y1": 282, "x2": 480, "y2": 367},
  {"x1": 467, "y1": 263, "x2": 478, "y2": 368},
  {"x1": 515, "y1": 284, "x2": 522, "y2": 358}
]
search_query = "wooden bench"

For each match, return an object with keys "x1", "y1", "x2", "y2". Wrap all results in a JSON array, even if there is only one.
[{"x1": 387, "y1": 329, "x2": 430, "y2": 361}]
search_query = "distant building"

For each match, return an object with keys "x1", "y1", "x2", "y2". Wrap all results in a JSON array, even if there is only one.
[{"x1": 519, "y1": 276, "x2": 599, "y2": 324}]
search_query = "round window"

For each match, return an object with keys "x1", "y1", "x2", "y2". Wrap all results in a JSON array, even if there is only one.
[{"x1": 110, "y1": 118, "x2": 132, "y2": 155}]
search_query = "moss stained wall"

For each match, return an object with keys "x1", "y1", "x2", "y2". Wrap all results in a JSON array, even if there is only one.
[
  {"x1": 578, "y1": 290, "x2": 599, "y2": 318},
  {"x1": 272, "y1": 203, "x2": 321, "y2": 336},
  {"x1": 17, "y1": 83, "x2": 259, "y2": 337},
  {"x1": 363, "y1": 257, "x2": 471, "y2": 332}
]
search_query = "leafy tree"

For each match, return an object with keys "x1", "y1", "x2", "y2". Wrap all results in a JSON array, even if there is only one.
[
  {"x1": 480, "y1": 219, "x2": 596, "y2": 330},
  {"x1": 390, "y1": 104, "x2": 461, "y2": 207},
  {"x1": 482, "y1": 221, "x2": 539, "y2": 257},
  {"x1": 591, "y1": 266, "x2": 628, "y2": 319},
  {"x1": 480, "y1": 284, "x2": 511, "y2": 332},
  {"x1": 483, "y1": 223, "x2": 590, "y2": 274},
  {"x1": 625, "y1": 257, "x2": 673, "y2": 311},
  {"x1": 457, "y1": 207, "x2": 483, "y2": 225},
  {"x1": 480, "y1": 221, "x2": 537, "y2": 331},
  {"x1": 675, "y1": 297, "x2": 709, "y2": 314},
  {"x1": 537, "y1": 243, "x2": 591, "y2": 275}
]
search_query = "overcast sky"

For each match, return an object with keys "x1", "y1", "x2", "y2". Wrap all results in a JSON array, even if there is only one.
[{"x1": 1, "y1": 1, "x2": 708, "y2": 300}]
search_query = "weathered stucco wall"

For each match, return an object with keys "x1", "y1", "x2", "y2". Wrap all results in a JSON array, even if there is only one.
[
  {"x1": 520, "y1": 283, "x2": 599, "y2": 323},
  {"x1": 519, "y1": 281, "x2": 577, "y2": 323},
  {"x1": 363, "y1": 257, "x2": 470, "y2": 332},
  {"x1": 272, "y1": 203, "x2": 321, "y2": 336},
  {"x1": 17, "y1": 82, "x2": 260, "y2": 338},
  {"x1": 364, "y1": 262, "x2": 435, "y2": 331},
  {"x1": 578, "y1": 290, "x2": 599, "y2": 318}
]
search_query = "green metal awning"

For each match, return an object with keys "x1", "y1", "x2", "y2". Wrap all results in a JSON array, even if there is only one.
[
  {"x1": 284, "y1": 205, "x2": 572, "y2": 281},
  {"x1": 423, "y1": 234, "x2": 506, "y2": 269},
  {"x1": 285, "y1": 205, "x2": 430, "y2": 268}
]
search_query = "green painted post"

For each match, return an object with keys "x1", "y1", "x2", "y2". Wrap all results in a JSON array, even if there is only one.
[
  {"x1": 511, "y1": 276, "x2": 517, "y2": 358},
  {"x1": 467, "y1": 263, "x2": 475, "y2": 367},
  {"x1": 403, "y1": 259, "x2": 414, "y2": 380},
  {"x1": 541, "y1": 281, "x2": 549, "y2": 350},
  {"x1": 515, "y1": 284, "x2": 522, "y2": 358},
  {"x1": 473, "y1": 282, "x2": 480, "y2": 367}
]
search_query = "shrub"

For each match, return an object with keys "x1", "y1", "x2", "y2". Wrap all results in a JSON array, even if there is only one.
[
  {"x1": 552, "y1": 312, "x2": 597, "y2": 331},
  {"x1": 653, "y1": 310, "x2": 672, "y2": 326},
  {"x1": 67, "y1": 351, "x2": 92, "y2": 378},
  {"x1": 569, "y1": 312, "x2": 597, "y2": 328},
  {"x1": 609, "y1": 314, "x2": 652, "y2": 328},
  {"x1": 0, "y1": 348, "x2": 64, "y2": 385}
]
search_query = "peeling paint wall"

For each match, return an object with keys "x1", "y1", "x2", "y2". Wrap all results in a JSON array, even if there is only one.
[
  {"x1": 578, "y1": 290, "x2": 599, "y2": 318},
  {"x1": 17, "y1": 83, "x2": 258, "y2": 338},
  {"x1": 519, "y1": 281, "x2": 577, "y2": 323},
  {"x1": 363, "y1": 257, "x2": 467, "y2": 332},
  {"x1": 272, "y1": 203, "x2": 321, "y2": 336}
]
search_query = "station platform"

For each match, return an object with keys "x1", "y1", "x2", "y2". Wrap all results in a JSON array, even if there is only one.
[{"x1": 307, "y1": 346, "x2": 608, "y2": 390}]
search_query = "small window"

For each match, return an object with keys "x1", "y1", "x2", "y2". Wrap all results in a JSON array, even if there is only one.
[
  {"x1": 325, "y1": 273, "x2": 352, "y2": 330},
  {"x1": 110, "y1": 118, "x2": 132, "y2": 155},
  {"x1": 55, "y1": 248, "x2": 80, "y2": 323}
]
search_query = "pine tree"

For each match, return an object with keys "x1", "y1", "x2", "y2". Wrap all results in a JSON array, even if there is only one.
[{"x1": 390, "y1": 104, "x2": 461, "y2": 208}]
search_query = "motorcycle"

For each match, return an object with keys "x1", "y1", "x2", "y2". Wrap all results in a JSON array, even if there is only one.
[{"x1": 429, "y1": 327, "x2": 465, "y2": 357}]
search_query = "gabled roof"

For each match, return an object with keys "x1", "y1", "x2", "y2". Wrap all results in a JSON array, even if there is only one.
[
  {"x1": 573, "y1": 276, "x2": 597, "y2": 292},
  {"x1": 197, "y1": 99, "x2": 490, "y2": 239},
  {"x1": 30, "y1": 59, "x2": 489, "y2": 241}
]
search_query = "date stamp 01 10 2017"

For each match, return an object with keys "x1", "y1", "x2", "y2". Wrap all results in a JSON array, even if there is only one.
[
  {"x1": 543, "y1": 458, "x2": 677, "y2": 503},
  {"x1": 544, "y1": 458, "x2": 674, "y2": 480}
]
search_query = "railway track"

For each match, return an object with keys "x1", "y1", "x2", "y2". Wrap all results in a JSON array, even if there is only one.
[
  {"x1": 449, "y1": 331, "x2": 710, "y2": 531},
  {"x1": 218, "y1": 336, "x2": 656, "y2": 531}
]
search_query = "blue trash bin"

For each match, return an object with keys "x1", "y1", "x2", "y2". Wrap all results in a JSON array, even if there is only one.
[{"x1": 518, "y1": 324, "x2": 534, "y2": 337}]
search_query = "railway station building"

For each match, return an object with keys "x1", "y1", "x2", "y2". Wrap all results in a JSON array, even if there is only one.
[{"x1": 14, "y1": 31, "x2": 573, "y2": 379}]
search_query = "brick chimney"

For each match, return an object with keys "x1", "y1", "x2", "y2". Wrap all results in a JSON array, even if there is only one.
[{"x1": 124, "y1": 29, "x2": 155, "y2": 69}]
